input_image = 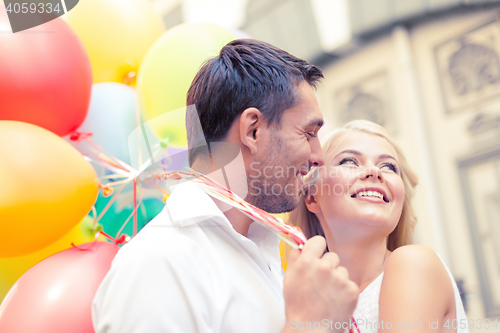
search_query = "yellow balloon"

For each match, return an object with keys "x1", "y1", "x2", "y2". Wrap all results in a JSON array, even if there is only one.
[
  {"x1": 0, "y1": 216, "x2": 105, "y2": 303},
  {"x1": 137, "y1": 23, "x2": 236, "y2": 146},
  {"x1": 64, "y1": 0, "x2": 165, "y2": 84},
  {"x1": 272, "y1": 213, "x2": 292, "y2": 271},
  {"x1": 0, "y1": 121, "x2": 99, "y2": 258}
]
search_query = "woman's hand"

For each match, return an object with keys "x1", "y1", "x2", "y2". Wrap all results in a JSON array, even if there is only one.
[{"x1": 282, "y1": 236, "x2": 359, "y2": 333}]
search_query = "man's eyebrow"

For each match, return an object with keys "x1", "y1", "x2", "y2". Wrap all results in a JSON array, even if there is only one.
[
  {"x1": 334, "y1": 150, "x2": 361, "y2": 159},
  {"x1": 306, "y1": 118, "x2": 324, "y2": 128}
]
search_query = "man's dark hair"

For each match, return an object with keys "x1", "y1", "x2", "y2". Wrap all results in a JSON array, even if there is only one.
[{"x1": 186, "y1": 39, "x2": 323, "y2": 165}]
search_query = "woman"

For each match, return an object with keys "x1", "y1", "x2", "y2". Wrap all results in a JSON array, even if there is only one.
[{"x1": 289, "y1": 120, "x2": 468, "y2": 333}]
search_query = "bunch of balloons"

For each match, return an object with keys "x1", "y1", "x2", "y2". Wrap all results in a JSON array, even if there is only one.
[{"x1": 0, "y1": 0, "x2": 237, "y2": 330}]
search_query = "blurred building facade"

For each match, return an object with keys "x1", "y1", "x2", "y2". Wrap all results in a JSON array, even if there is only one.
[{"x1": 153, "y1": 0, "x2": 500, "y2": 327}]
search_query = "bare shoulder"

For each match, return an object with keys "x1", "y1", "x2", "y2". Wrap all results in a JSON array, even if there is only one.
[
  {"x1": 380, "y1": 246, "x2": 457, "y2": 325},
  {"x1": 382, "y1": 244, "x2": 453, "y2": 307},
  {"x1": 386, "y1": 244, "x2": 443, "y2": 272}
]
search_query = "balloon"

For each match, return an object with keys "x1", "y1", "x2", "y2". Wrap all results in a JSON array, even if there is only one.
[
  {"x1": 76, "y1": 83, "x2": 138, "y2": 165},
  {"x1": 137, "y1": 23, "x2": 236, "y2": 144},
  {"x1": 0, "y1": 241, "x2": 119, "y2": 333},
  {"x1": 0, "y1": 217, "x2": 105, "y2": 303},
  {"x1": 0, "y1": 8, "x2": 92, "y2": 137},
  {"x1": 0, "y1": 121, "x2": 99, "y2": 258},
  {"x1": 64, "y1": 0, "x2": 165, "y2": 84},
  {"x1": 93, "y1": 191, "x2": 164, "y2": 237}
]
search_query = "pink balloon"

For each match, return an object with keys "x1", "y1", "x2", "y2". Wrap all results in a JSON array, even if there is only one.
[{"x1": 0, "y1": 241, "x2": 119, "y2": 333}]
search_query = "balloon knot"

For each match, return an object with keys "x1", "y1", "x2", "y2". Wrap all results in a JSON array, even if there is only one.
[
  {"x1": 69, "y1": 131, "x2": 93, "y2": 142},
  {"x1": 92, "y1": 224, "x2": 104, "y2": 233},
  {"x1": 160, "y1": 138, "x2": 169, "y2": 149},
  {"x1": 123, "y1": 71, "x2": 137, "y2": 86},
  {"x1": 101, "y1": 186, "x2": 114, "y2": 197},
  {"x1": 162, "y1": 172, "x2": 182, "y2": 181},
  {"x1": 115, "y1": 234, "x2": 131, "y2": 245}
]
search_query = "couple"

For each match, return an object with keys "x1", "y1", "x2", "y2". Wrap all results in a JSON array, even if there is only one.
[{"x1": 93, "y1": 39, "x2": 467, "y2": 333}]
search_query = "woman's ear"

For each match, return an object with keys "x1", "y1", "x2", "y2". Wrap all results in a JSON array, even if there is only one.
[
  {"x1": 239, "y1": 107, "x2": 262, "y2": 155},
  {"x1": 304, "y1": 191, "x2": 321, "y2": 214}
]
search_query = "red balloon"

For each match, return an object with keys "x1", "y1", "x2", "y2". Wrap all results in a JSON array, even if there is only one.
[
  {"x1": 0, "y1": 241, "x2": 119, "y2": 333},
  {"x1": 0, "y1": 7, "x2": 92, "y2": 136}
]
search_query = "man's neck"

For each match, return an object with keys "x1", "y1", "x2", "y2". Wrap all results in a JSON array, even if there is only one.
[
  {"x1": 191, "y1": 155, "x2": 254, "y2": 237},
  {"x1": 220, "y1": 204, "x2": 254, "y2": 237}
]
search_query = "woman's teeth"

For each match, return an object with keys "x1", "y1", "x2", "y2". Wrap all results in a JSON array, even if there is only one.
[{"x1": 354, "y1": 191, "x2": 384, "y2": 200}]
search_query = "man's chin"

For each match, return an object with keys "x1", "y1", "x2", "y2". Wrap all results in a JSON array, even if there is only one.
[{"x1": 248, "y1": 194, "x2": 299, "y2": 214}]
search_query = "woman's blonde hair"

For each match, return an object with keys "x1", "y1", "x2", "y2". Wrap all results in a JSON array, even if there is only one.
[{"x1": 288, "y1": 120, "x2": 419, "y2": 251}]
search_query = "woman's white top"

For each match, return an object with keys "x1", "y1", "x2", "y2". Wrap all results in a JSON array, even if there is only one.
[{"x1": 352, "y1": 255, "x2": 469, "y2": 333}]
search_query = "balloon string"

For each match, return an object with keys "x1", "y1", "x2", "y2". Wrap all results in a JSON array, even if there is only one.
[
  {"x1": 134, "y1": 94, "x2": 143, "y2": 168},
  {"x1": 90, "y1": 205, "x2": 98, "y2": 228},
  {"x1": 351, "y1": 317, "x2": 361, "y2": 333},
  {"x1": 71, "y1": 229, "x2": 102, "y2": 251},
  {"x1": 98, "y1": 231, "x2": 130, "y2": 245},
  {"x1": 151, "y1": 168, "x2": 307, "y2": 249},
  {"x1": 114, "y1": 187, "x2": 145, "y2": 239},
  {"x1": 95, "y1": 182, "x2": 126, "y2": 224},
  {"x1": 104, "y1": 176, "x2": 136, "y2": 188},
  {"x1": 86, "y1": 145, "x2": 134, "y2": 174},
  {"x1": 133, "y1": 179, "x2": 138, "y2": 237},
  {"x1": 83, "y1": 137, "x2": 137, "y2": 174},
  {"x1": 135, "y1": 96, "x2": 155, "y2": 165},
  {"x1": 87, "y1": 148, "x2": 127, "y2": 171},
  {"x1": 83, "y1": 156, "x2": 131, "y2": 178},
  {"x1": 149, "y1": 182, "x2": 170, "y2": 196},
  {"x1": 100, "y1": 174, "x2": 130, "y2": 180},
  {"x1": 69, "y1": 131, "x2": 124, "y2": 171}
]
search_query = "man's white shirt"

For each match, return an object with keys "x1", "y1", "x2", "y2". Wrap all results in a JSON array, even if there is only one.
[{"x1": 92, "y1": 180, "x2": 286, "y2": 332}]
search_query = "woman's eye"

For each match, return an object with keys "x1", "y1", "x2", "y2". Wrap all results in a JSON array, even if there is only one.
[
  {"x1": 381, "y1": 163, "x2": 398, "y2": 173},
  {"x1": 339, "y1": 157, "x2": 358, "y2": 166},
  {"x1": 305, "y1": 132, "x2": 316, "y2": 139}
]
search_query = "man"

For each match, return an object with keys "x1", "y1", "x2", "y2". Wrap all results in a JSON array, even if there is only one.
[{"x1": 93, "y1": 39, "x2": 358, "y2": 332}]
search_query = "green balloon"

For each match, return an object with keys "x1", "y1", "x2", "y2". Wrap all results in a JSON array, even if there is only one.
[{"x1": 91, "y1": 193, "x2": 165, "y2": 238}]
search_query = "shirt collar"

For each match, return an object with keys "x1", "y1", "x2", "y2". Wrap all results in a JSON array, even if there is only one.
[
  {"x1": 166, "y1": 180, "x2": 281, "y2": 246},
  {"x1": 166, "y1": 180, "x2": 230, "y2": 227}
]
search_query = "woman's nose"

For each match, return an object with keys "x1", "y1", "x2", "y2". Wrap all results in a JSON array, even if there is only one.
[{"x1": 360, "y1": 165, "x2": 383, "y2": 181}]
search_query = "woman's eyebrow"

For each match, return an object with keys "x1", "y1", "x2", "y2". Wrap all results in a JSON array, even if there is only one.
[
  {"x1": 333, "y1": 151, "x2": 398, "y2": 163},
  {"x1": 334, "y1": 150, "x2": 361, "y2": 159},
  {"x1": 379, "y1": 154, "x2": 397, "y2": 161}
]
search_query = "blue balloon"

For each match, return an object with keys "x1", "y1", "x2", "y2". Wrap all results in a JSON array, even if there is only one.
[{"x1": 78, "y1": 82, "x2": 138, "y2": 165}]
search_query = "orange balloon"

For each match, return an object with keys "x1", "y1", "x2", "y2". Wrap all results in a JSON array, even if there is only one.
[
  {"x1": 0, "y1": 121, "x2": 99, "y2": 258},
  {"x1": 0, "y1": 216, "x2": 105, "y2": 303}
]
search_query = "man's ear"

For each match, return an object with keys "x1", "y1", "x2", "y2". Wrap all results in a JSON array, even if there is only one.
[
  {"x1": 239, "y1": 107, "x2": 262, "y2": 155},
  {"x1": 305, "y1": 191, "x2": 321, "y2": 214}
]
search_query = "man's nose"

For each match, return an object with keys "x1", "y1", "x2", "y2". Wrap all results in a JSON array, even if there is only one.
[{"x1": 309, "y1": 137, "x2": 324, "y2": 167}]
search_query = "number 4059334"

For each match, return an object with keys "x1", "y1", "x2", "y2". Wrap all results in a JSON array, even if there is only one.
[
  {"x1": 444, "y1": 319, "x2": 498, "y2": 330},
  {"x1": 5, "y1": 2, "x2": 62, "y2": 14}
]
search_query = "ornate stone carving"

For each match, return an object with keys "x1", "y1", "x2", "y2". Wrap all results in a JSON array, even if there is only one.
[
  {"x1": 468, "y1": 112, "x2": 500, "y2": 135},
  {"x1": 344, "y1": 89, "x2": 385, "y2": 125},
  {"x1": 435, "y1": 20, "x2": 500, "y2": 112},
  {"x1": 334, "y1": 71, "x2": 393, "y2": 132},
  {"x1": 449, "y1": 42, "x2": 500, "y2": 96}
]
